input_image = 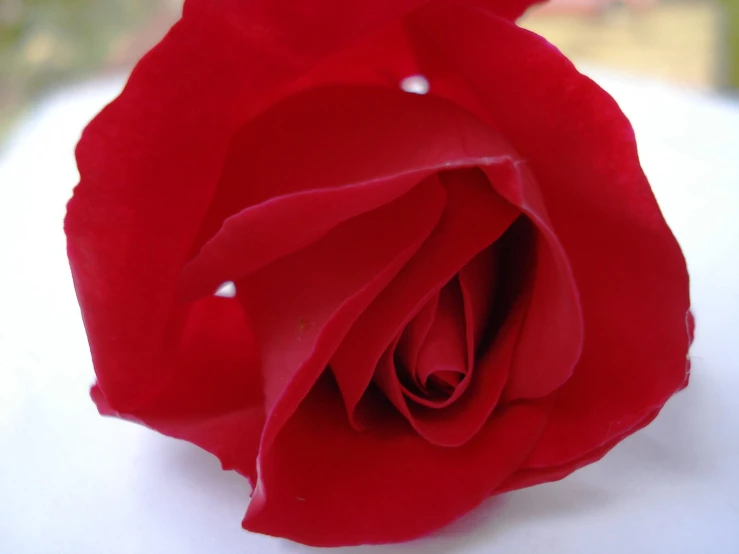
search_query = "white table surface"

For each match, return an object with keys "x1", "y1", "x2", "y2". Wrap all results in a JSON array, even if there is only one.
[{"x1": 1, "y1": 68, "x2": 738, "y2": 553}]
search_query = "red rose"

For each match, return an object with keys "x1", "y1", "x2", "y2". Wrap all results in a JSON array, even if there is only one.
[{"x1": 65, "y1": 0, "x2": 692, "y2": 547}]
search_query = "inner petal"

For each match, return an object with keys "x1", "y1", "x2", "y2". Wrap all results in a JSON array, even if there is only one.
[
  {"x1": 458, "y1": 244, "x2": 499, "y2": 355},
  {"x1": 333, "y1": 168, "x2": 521, "y2": 447},
  {"x1": 427, "y1": 371, "x2": 462, "y2": 392},
  {"x1": 395, "y1": 242, "x2": 503, "y2": 414},
  {"x1": 414, "y1": 279, "x2": 468, "y2": 400},
  {"x1": 395, "y1": 292, "x2": 439, "y2": 392}
]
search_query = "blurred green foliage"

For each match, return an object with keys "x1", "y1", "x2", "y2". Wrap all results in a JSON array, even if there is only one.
[
  {"x1": 724, "y1": 0, "x2": 739, "y2": 89},
  {"x1": 0, "y1": 0, "x2": 175, "y2": 137}
]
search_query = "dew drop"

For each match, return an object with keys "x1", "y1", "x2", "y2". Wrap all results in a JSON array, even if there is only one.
[
  {"x1": 214, "y1": 281, "x2": 236, "y2": 298},
  {"x1": 400, "y1": 75, "x2": 429, "y2": 95}
]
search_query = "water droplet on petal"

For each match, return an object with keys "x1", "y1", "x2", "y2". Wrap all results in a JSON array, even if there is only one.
[
  {"x1": 214, "y1": 281, "x2": 236, "y2": 298},
  {"x1": 400, "y1": 75, "x2": 429, "y2": 95}
]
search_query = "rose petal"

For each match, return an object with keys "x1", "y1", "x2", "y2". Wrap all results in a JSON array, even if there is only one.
[
  {"x1": 217, "y1": 88, "x2": 529, "y2": 435},
  {"x1": 407, "y1": 4, "x2": 691, "y2": 465},
  {"x1": 413, "y1": 280, "x2": 469, "y2": 397},
  {"x1": 335, "y1": 168, "x2": 520, "y2": 446},
  {"x1": 66, "y1": 0, "x2": 444, "y2": 412},
  {"x1": 460, "y1": 0, "x2": 548, "y2": 20},
  {"x1": 238, "y1": 179, "x2": 446, "y2": 464},
  {"x1": 243, "y1": 373, "x2": 551, "y2": 547},
  {"x1": 398, "y1": 281, "x2": 470, "y2": 409},
  {"x1": 396, "y1": 293, "x2": 440, "y2": 395},
  {"x1": 392, "y1": 217, "x2": 537, "y2": 446},
  {"x1": 480, "y1": 162, "x2": 584, "y2": 402},
  {"x1": 178, "y1": 173, "x2": 427, "y2": 301},
  {"x1": 178, "y1": 85, "x2": 515, "y2": 301},
  {"x1": 496, "y1": 407, "x2": 662, "y2": 493},
  {"x1": 458, "y1": 245, "x2": 499, "y2": 352},
  {"x1": 92, "y1": 296, "x2": 264, "y2": 483},
  {"x1": 323, "y1": 11, "x2": 585, "y2": 405},
  {"x1": 183, "y1": 0, "x2": 432, "y2": 69}
]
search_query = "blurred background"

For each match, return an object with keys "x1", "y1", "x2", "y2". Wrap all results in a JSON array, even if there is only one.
[{"x1": 0, "y1": 0, "x2": 737, "y2": 147}]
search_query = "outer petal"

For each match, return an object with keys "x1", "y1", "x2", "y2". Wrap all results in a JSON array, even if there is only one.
[
  {"x1": 66, "y1": 0, "x2": 439, "y2": 413},
  {"x1": 496, "y1": 408, "x2": 661, "y2": 493},
  {"x1": 243, "y1": 374, "x2": 552, "y2": 546},
  {"x1": 407, "y1": 4, "x2": 692, "y2": 467},
  {"x1": 457, "y1": 0, "x2": 548, "y2": 20},
  {"x1": 92, "y1": 296, "x2": 265, "y2": 483},
  {"x1": 188, "y1": 0, "x2": 543, "y2": 35}
]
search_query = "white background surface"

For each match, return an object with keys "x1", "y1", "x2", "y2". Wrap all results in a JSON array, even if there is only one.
[{"x1": 1, "y1": 70, "x2": 738, "y2": 553}]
